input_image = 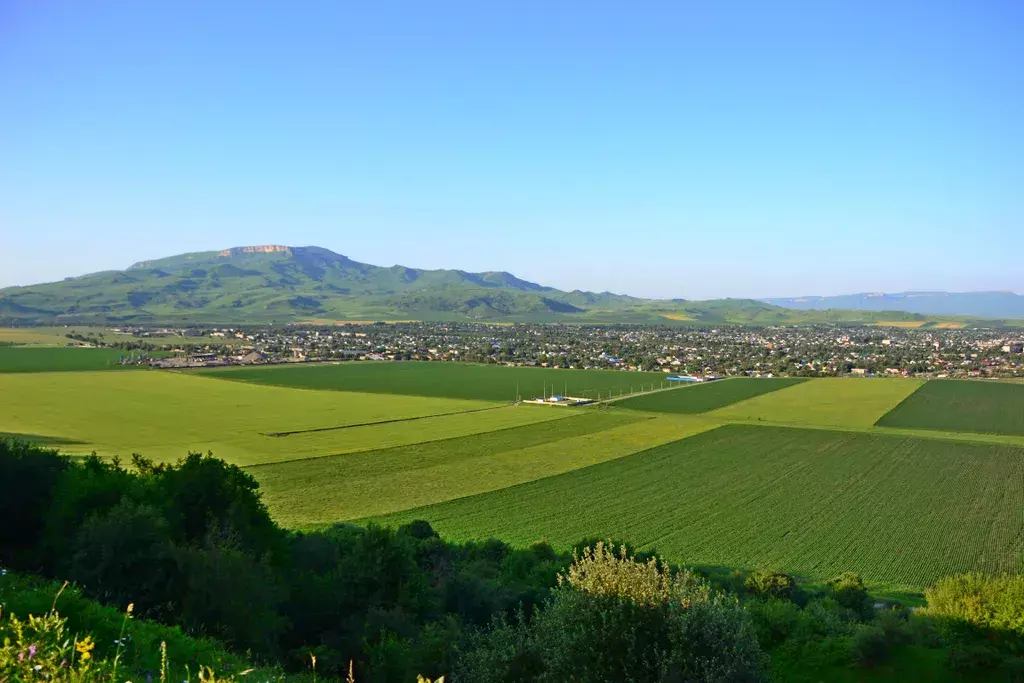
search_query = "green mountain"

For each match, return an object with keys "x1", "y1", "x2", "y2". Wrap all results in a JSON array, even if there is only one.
[{"x1": 0, "y1": 245, "x2": 1018, "y2": 326}]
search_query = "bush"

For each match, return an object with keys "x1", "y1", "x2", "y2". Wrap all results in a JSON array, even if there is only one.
[
  {"x1": 744, "y1": 598, "x2": 804, "y2": 648},
  {"x1": 875, "y1": 607, "x2": 911, "y2": 646},
  {"x1": 559, "y1": 541, "x2": 709, "y2": 607},
  {"x1": 924, "y1": 573, "x2": 1024, "y2": 637},
  {"x1": 947, "y1": 642, "x2": 1004, "y2": 673},
  {"x1": 826, "y1": 572, "x2": 872, "y2": 619},
  {"x1": 69, "y1": 500, "x2": 176, "y2": 614},
  {"x1": 459, "y1": 542, "x2": 767, "y2": 682},
  {"x1": 743, "y1": 570, "x2": 795, "y2": 601},
  {"x1": 850, "y1": 624, "x2": 890, "y2": 668},
  {"x1": 0, "y1": 440, "x2": 68, "y2": 567}
]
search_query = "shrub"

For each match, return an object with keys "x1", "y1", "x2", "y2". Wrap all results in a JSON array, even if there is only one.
[
  {"x1": 947, "y1": 642, "x2": 1003, "y2": 673},
  {"x1": 744, "y1": 598, "x2": 804, "y2": 648},
  {"x1": 559, "y1": 541, "x2": 709, "y2": 607},
  {"x1": 924, "y1": 573, "x2": 1024, "y2": 637},
  {"x1": 826, "y1": 572, "x2": 872, "y2": 619},
  {"x1": 875, "y1": 607, "x2": 911, "y2": 646},
  {"x1": 69, "y1": 500, "x2": 176, "y2": 614},
  {"x1": 459, "y1": 542, "x2": 767, "y2": 682},
  {"x1": 743, "y1": 570, "x2": 795, "y2": 601},
  {"x1": 0, "y1": 440, "x2": 68, "y2": 567},
  {"x1": 850, "y1": 624, "x2": 890, "y2": 667}
]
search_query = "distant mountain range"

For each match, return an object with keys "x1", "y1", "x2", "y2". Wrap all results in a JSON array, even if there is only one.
[
  {"x1": 0, "y1": 245, "x2": 1020, "y2": 327},
  {"x1": 763, "y1": 291, "x2": 1024, "y2": 319}
]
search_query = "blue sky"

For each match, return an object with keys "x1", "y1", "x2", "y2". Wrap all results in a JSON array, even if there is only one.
[{"x1": 1, "y1": 1, "x2": 1021, "y2": 299}]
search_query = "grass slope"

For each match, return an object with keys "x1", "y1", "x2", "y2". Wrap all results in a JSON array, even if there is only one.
[
  {"x1": 876, "y1": 379, "x2": 1024, "y2": 436},
  {"x1": 370, "y1": 424, "x2": 1024, "y2": 588},
  {"x1": 0, "y1": 370, "x2": 519, "y2": 464},
  {"x1": 255, "y1": 412, "x2": 719, "y2": 527},
  {"x1": 198, "y1": 362, "x2": 669, "y2": 402},
  {"x1": 615, "y1": 378, "x2": 806, "y2": 414},
  {"x1": 711, "y1": 377, "x2": 924, "y2": 428},
  {"x1": 0, "y1": 347, "x2": 128, "y2": 372}
]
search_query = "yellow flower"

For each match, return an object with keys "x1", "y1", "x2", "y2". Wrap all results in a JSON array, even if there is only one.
[{"x1": 76, "y1": 636, "x2": 95, "y2": 661}]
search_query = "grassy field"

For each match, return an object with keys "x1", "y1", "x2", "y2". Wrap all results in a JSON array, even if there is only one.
[
  {"x1": 614, "y1": 378, "x2": 806, "y2": 414},
  {"x1": 254, "y1": 412, "x2": 720, "y2": 526},
  {"x1": 0, "y1": 326, "x2": 236, "y2": 347},
  {"x1": 0, "y1": 347, "x2": 130, "y2": 372},
  {"x1": 876, "y1": 379, "x2": 1024, "y2": 436},
  {"x1": 371, "y1": 424, "x2": 1024, "y2": 588},
  {"x1": 196, "y1": 362, "x2": 669, "y2": 401},
  {"x1": 0, "y1": 327, "x2": 81, "y2": 345},
  {"x1": 710, "y1": 378, "x2": 924, "y2": 428},
  {"x1": 0, "y1": 370, "x2": 548, "y2": 464},
  {"x1": 10, "y1": 361, "x2": 1024, "y2": 589}
]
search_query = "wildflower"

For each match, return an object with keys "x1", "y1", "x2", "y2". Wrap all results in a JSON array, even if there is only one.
[
  {"x1": 28, "y1": 644, "x2": 37, "y2": 659},
  {"x1": 76, "y1": 635, "x2": 95, "y2": 662},
  {"x1": 127, "y1": 603, "x2": 135, "y2": 614},
  {"x1": 34, "y1": 665, "x2": 42, "y2": 671}
]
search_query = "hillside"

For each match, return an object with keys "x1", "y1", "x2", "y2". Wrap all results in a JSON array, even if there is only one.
[
  {"x1": 0, "y1": 245, "x2": 1017, "y2": 326},
  {"x1": 764, "y1": 290, "x2": 1024, "y2": 319}
]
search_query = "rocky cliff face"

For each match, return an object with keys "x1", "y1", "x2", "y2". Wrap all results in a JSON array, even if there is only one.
[{"x1": 218, "y1": 245, "x2": 292, "y2": 257}]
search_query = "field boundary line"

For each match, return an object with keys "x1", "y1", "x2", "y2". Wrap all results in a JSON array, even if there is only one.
[
  {"x1": 262, "y1": 403, "x2": 513, "y2": 437},
  {"x1": 871, "y1": 379, "x2": 930, "y2": 427},
  {"x1": 246, "y1": 410, "x2": 649, "y2": 469}
]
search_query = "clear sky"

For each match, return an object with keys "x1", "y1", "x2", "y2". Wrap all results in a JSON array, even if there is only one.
[{"x1": 1, "y1": 1, "x2": 1021, "y2": 299}]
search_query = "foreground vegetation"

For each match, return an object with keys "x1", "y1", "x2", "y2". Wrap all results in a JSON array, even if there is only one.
[
  {"x1": 6, "y1": 438, "x2": 1024, "y2": 681},
  {"x1": 0, "y1": 572, "x2": 293, "y2": 682}
]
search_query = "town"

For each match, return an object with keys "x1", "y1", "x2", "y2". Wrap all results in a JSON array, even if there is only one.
[{"x1": 65, "y1": 322, "x2": 1024, "y2": 379}]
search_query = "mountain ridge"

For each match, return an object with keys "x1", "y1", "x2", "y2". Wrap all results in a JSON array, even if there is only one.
[
  {"x1": 1, "y1": 245, "x2": 1021, "y2": 327},
  {"x1": 763, "y1": 290, "x2": 1024, "y2": 319}
]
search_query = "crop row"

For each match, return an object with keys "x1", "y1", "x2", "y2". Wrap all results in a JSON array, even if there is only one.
[
  {"x1": 877, "y1": 379, "x2": 1024, "y2": 437},
  {"x1": 372, "y1": 424, "x2": 1024, "y2": 588}
]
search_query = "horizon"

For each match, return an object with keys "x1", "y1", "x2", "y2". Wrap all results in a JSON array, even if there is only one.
[
  {"x1": 2, "y1": 241, "x2": 1020, "y2": 301},
  {"x1": 2, "y1": 1, "x2": 1021, "y2": 298}
]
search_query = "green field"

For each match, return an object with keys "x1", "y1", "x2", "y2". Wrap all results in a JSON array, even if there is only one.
[
  {"x1": 198, "y1": 362, "x2": 669, "y2": 401},
  {"x1": 876, "y1": 379, "x2": 1024, "y2": 436},
  {"x1": 0, "y1": 370, "x2": 558, "y2": 464},
  {"x1": 371, "y1": 424, "x2": 1024, "y2": 588},
  {"x1": 9, "y1": 360, "x2": 1024, "y2": 590},
  {"x1": 253, "y1": 412, "x2": 719, "y2": 526},
  {"x1": 0, "y1": 347, "x2": 130, "y2": 372},
  {"x1": 711, "y1": 377, "x2": 924, "y2": 427},
  {"x1": 614, "y1": 377, "x2": 806, "y2": 414}
]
